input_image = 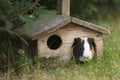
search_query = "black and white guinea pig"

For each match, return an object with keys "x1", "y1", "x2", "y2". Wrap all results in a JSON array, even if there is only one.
[{"x1": 72, "y1": 37, "x2": 96, "y2": 63}]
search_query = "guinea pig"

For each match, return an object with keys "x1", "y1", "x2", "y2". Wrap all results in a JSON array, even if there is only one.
[{"x1": 72, "y1": 37, "x2": 96, "y2": 63}]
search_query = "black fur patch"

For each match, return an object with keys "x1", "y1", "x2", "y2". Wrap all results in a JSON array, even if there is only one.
[{"x1": 72, "y1": 38, "x2": 84, "y2": 62}]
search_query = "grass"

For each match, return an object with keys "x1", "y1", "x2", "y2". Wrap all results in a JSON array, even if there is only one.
[{"x1": 1, "y1": 18, "x2": 120, "y2": 80}]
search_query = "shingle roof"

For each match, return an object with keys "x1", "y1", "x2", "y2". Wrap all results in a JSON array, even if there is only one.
[{"x1": 15, "y1": 15, "x2": 110, "y2": 40}]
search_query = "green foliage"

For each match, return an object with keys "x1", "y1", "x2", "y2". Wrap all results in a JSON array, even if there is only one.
[
  {"x1": 38, "y1": 56, "x2": 61, "y2": 69},
  {"x1": 40, "y1": 0, "x2": 120, "y2": 19},
  {"x1": 70, "y1": 0, "x2": 120, "y2": 20},
  {"x1": 20, "y1": 15, "x2": 34, "y2": 33},
  {"x1": 0, "y1": 0, "x2": 56, "y2": 43},
  {"x1": 0, "y1": 0, "x2": 56, "y2": 73},
  {"x1": 0, "y1": 0, "x2": 31, "y2": 27},
  {"x1": 70, "y1": 0, "x2": 97, "y2": 19},
  {"x1": 0, "y1": 1, "x2": 56, "y2": 50},
  {"x1": 0, "y1": 0, "x2": 33, "y2": 46},
  {"x1": 0, "y1": 37, "x2": 26, "y2": 73},
  {"x1": 32, "y1": 6, "x2": 56, "y2": 18},
  {"x1": 40, "y1": 0, "x2": 57, "y2": 10}
]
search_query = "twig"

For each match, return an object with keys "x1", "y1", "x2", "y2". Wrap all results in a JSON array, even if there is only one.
[
  {"x1": 20, "y1": 0, "x2": 40, "y2": 15},
  {"x1": 8, "y1": 0, "x2": 40, "y2": 20}
]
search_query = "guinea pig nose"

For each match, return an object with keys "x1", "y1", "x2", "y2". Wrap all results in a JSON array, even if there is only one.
[{"x1": 84, "y1": 57, "x2": 89, "y2": 59}]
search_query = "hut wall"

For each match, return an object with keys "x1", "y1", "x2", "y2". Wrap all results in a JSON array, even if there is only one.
[{"x1": 37, "y1": 23, "x2": 103, "y2": 60}]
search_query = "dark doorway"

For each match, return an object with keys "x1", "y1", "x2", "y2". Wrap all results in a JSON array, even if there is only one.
[{"x1": 47, "y1": 35, "x2": 62, "y2": 50}]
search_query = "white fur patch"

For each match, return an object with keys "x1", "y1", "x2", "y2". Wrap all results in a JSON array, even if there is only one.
[{"x1": 82, "y1": 38, "x2": 93, "y2": 60}]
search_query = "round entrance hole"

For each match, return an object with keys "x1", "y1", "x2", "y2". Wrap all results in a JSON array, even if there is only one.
[{"x1": 47, "y1": 35, "x2": 62, "y2": 50}]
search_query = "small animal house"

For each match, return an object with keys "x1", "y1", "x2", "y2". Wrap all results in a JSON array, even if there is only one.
[{"x1": 15, "y1": 0, "x2": 110, "y2": 62}]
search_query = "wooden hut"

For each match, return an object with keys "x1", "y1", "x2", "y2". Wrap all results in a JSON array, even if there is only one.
[{"x1": 15, "y1": 0, "x2": 110, "y2": 61}]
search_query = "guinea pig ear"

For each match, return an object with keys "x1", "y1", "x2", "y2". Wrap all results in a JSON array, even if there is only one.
[
  {"x1": 88, "y1": 37, "x2": 94, "y2": 41},
  {"x1": 72, "y1": 38, "x2": 77, "y2": 47},
  {"x1": 77, "y1": 37, "x2": 81, "y2": 41},
  {"x1": 88, "y1": 38, "x2": 95, "y2": 43}
]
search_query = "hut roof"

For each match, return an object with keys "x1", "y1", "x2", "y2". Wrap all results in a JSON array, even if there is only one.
[{"x1": 15, "y1": 15, "x2": 110, "y2": 40}]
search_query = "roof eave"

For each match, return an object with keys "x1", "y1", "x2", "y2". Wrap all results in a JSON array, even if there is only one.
[{"x1": 71, "y1": 17, "x2": 110, "y2": 35}]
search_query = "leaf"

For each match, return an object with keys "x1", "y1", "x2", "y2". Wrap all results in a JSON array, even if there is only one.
[
  {"x1": 7, "y1": 30, "x2": 29, "y2": 45},
  {"x1": 5, "y1": 21, "x2": 13, "y2": 30},
  {"x1": 32, "y1": 6, "x2": 56, "y2": 18},
  {"x1": 19, "y1": 15, "x2": 34, "y2": 33}
]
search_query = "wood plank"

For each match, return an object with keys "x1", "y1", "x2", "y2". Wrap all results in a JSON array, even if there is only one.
[{"x1": 57, "y1": 0, "x2": 70, "y2": 16}]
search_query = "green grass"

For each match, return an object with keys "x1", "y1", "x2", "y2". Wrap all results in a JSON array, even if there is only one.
[{"x1": 1, "y1": 18, "x2": 120, "y2": 80}]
